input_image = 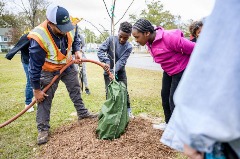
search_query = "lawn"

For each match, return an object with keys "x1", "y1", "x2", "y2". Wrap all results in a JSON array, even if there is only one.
[{"x1": 0, "y1": 54, "x2": 166, "y2": 158}]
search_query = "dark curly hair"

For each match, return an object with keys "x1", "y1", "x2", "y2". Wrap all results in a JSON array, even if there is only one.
[
  {"x1": 133, "y1": 19, "x2": 155, "y2": 34},
  {"x1": 119, "y1": 21, "x2": 132, "y2": 34},
  {"x1": 189, "y1": 21, "x2": 203, "y2": 37}
]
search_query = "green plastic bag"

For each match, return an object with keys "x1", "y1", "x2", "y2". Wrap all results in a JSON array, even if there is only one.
[{"x1": 96, "y1": 80, "x2": 129, "y2": 140}]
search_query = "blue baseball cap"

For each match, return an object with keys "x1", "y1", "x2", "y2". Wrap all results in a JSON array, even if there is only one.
[{"x1": 46, "y1": 4, "x2": 75, "y2": 33}]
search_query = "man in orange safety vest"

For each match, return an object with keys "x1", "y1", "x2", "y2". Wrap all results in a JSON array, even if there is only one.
[{"x1": 27, "y1": 4, "x2": 98, "y2": 145}]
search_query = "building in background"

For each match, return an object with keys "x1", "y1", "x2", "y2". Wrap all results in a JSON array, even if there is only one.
[
  {"x1": 86, "y1": 43, "x2": 101, "y2": 53},
  {"x1": 130, "y1": 40, "x2": 148, "y2": 54},
  {"x1": 0, "y1": 28, "x2": 13, "y2": 53}
]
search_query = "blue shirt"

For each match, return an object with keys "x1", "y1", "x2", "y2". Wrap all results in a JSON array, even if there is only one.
[
  {"x1": 97, "y1": 36, "x2": 132, "y2": 79},
  {"x1": 29, "y1": 24, "x2": 80, "y2": 89},
  {"x1": 5, "y1": 33, "x2": 30, "y2": 64}
]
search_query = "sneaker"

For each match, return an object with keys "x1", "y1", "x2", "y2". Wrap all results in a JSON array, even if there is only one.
[
  {"x1": 153, "y1": 123, "x2": 167, "y2": 130},
  {"x1": 85, "y1": 88, "x2": 91, "y2": 95},
  {"x1": 37, "y1": 131, "x2": 49, "y2": 145},
  {"x1": 127, "y1": 108, "x2": 135, "y2": 119},
  {"x1": 78, "y1": 113, "x2": 99, "y2": 121},
  {"x1": 25, "y1": 104, "x2": 34, "y2": 112}
]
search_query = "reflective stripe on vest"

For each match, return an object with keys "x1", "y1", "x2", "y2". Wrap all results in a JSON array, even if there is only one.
[{"x1": 29, "y1": 21, "x2": 75, "y2": 65}]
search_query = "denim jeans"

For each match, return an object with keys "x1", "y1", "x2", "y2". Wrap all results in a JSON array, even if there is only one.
[{"x1": 22, "y1": 63, "x2": 33, "y2": 105}]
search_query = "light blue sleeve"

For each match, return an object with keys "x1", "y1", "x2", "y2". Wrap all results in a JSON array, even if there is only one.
[{"x1": 161, "y1": 0, "x2": 240, "y2": 156}]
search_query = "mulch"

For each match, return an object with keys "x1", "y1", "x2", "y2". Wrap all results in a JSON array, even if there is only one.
[{"x1": 38, "y1": 117, "x2": 178, "y2": 159}]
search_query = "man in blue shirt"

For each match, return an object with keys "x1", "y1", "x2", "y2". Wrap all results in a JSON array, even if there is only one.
[
  {"x1": 97, "y1": 21, "x2": 134, "y2": 118},
  {"x1": 28, "y1": 4, "x2": 98, "y2": 145}
]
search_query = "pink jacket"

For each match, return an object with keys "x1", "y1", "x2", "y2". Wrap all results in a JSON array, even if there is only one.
[{"x1": 146, "y1": 27, "x2": 195, "y2": 76}]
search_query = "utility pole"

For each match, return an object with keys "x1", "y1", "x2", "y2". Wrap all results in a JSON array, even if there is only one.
[{"x1": 89, "y1": 35, "x2": 91, "y2": 51}]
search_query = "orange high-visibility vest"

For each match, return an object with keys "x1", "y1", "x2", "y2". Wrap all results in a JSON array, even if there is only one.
[{"x1": 27, "y1": 20, "x2": 75, "y2": 72}]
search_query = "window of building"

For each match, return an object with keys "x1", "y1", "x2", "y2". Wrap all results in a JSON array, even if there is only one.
[
  {"x1": 3, "y1": 37, "x2": 8, "y2": 42},
  {"x1": 1, "y1": 45, "x2": 9, "y2": 49}
]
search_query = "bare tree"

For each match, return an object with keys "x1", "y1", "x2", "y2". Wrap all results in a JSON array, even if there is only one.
[
  {"x1": 10, "y1": 0, "x2": 50, "y2": 29},
  {"x1": 0, "y1": 0, "x2": 6, "y2": 15}
]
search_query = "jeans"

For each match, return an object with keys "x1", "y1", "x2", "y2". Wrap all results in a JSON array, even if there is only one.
[
  {"x1": 161, "y1": 70, "x2": 184, "y2": 123},
  {"x1": 22, "y1": 63, "x2": 33, "y2": 105}
]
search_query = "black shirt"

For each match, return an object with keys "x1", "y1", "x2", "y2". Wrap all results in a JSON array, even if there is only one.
[{"x1": 5, "y1": 33, "x2": 30, "y2": 64}]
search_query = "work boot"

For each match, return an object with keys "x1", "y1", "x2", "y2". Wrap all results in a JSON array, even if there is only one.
[
  {"x1": 37, "y1": 131, "x2": 49, "y2": 145},
  {"x1": 78, "y1": 113, "x2": 99, "y2": 121}
]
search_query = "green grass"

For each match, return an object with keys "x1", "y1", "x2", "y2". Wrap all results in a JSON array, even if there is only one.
[{"x1": 0, "y1": 54, "x2": 168, "y2": 158}]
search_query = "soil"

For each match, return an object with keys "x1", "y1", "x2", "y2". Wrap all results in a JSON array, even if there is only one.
[{"x1": 38, "y1": 117, "x2": 179, "y2": 159}]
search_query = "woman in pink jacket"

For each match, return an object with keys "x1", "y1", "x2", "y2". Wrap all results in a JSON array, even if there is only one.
[{"x1": 132, "y1": 19, "x2": 195, "y2": 130}]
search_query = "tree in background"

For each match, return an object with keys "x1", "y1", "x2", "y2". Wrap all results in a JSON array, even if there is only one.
[
  {"x1": 80, "y1": 28, "x2": 97, "y2": 44},
  {"x1": 78, "y1": 25, "x2": 110, "y2": 44},
  {"x1": 179, "y1": 19, "x2": 194, "y2": 38},
  {"x1": 9, "y1": 0, "x2": 49, "y2": 29},
  {"x1": 0, "y1": 0, "x2": 15, "y2": 28},
  {"x1": 128, "y1": 36, "x2": 135, "y2": 43},
  {"x1": 95, "y1": 30, "x2": 110, "y2": 44},
  {"x1": 0, "y1": 0, "x2": 50, "y2": 44},
  {"x1": 129, "y1": 0, "x2": 190, "y2": 37},
  {"x1": 0, "y1": 0, "x2": 5, "y2": 18},
  {"x1": 0, "y1": 0, "x2": 22, "y2": 44}
]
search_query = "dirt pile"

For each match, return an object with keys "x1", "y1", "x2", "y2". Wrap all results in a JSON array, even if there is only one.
[{"x1": 39, "y1": 118, "x2": 178, "y2": 158}]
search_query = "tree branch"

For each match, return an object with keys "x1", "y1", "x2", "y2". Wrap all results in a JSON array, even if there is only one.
[{"x1": 115, "y1": 0, "x2": 135, "y2": 26}]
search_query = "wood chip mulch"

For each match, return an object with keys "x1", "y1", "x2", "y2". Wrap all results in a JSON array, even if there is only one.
[{"x1": 38, "y1": 117, "x2": 178, "y2": 159}]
